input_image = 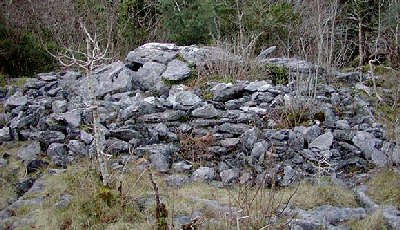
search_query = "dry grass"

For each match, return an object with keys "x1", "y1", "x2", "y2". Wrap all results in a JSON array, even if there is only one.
[
  {"x1": 32, "y1": 157, "x2": 361, "y2": 230},
  {"x1": 283, "y1": 180, "x2": 358, "y2": 209},
  {"x1": 265, "y1": 97, "x2": 320, "y2": 129},
  {"x1": 0, "y1": 141, "x2": 30, "y2": 210},
  {"x1": 347, "y1": 210, "x2": 388, "y2": 230},
  {"x1": 366, "y1": 169, "x2": 400, "y2": 209}
]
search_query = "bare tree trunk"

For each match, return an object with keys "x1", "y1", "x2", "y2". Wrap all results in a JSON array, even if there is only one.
[
  {"x1": 358, "y1": 17, "x2": 365, "y2": 68},
  {"x1": 328, "y1": 0, "x2": 338, "y2": 76}
]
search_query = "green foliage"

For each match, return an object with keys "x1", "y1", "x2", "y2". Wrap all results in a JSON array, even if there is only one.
[
  {"x1": 266, "y1": 64, "x2": 288, "y2": 85},
  {"x1": 159, "y1": 0, "x2": 218, "y2": 45},
  {"x1": 0, "y1": 19, "x2": 55, "y2": 77},
  {"x1": 0, "y1": 74, "x2": 7, "y2": 88}
]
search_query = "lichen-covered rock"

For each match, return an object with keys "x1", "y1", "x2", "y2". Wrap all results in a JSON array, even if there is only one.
[
  {"x1": 161, "y1": 59, "x2": 191, "y2": 81},
  {"x1": 192, "y1": 104, "x2": 219, "y2": 118},
  {"x1": 192, "y1": 167, "x2": 216, "y2": 182}
]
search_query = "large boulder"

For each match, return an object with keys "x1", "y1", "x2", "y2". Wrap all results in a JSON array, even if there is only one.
[
  {"x1": 80, "y1": 61, "x2": 134, "y2": 97},
  {"x1": 126, "y1": 43, "x2": 179, "y2": 65},
  {"x1": 161, "y1": 59, "x2": 191, "y2": 81},
  {"x1": 353, "y1": 131, "x2": 388, "y2": 166}
]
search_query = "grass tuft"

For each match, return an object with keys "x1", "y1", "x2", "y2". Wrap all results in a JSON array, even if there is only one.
[{"x1": 367, "y1": 170, "x2": 400, "y2": 209}]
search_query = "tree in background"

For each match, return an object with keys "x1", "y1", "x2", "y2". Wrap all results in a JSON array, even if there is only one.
[
  {"x1": 158, "y1": 0, "x2": 218, "y2": 45},
  {"x1": 0, "y1": 8, "x2": 55, "y2": 77}
]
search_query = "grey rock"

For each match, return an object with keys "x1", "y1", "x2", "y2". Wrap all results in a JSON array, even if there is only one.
[
  {"x1": 192, "y1": 104, "x2": 219, "y2": 118},
  {"x1": 335, "y1": 71, "x2": 363, "y2": 84},
  {"x1": 165, "y1": 174, "x2": 190, "y2": 187},
  {"x1": 18, "y1": 141, "x2": 41, "y2": 162},
  {"x1": 161, "y1": 59, "x2": 191, "y2": 81},
  {"x1": 257, "y1": 46, "x2": 277, "y2": 60},
  {"x1": 211, "y1": 83, "x2": 245, "y2": 102},
  {"x1": 16, "y1": 178, "x2": 35, "y2": 196},
  {"x1": 220, "y1": 138, "x2": 240, "y2": 148},
  {"x1": 68, "y1": 140, "x2": 88, "y2": 157},
  {"x1": 168, "y1": 90, "x2": 202, "y2": 107},
  {"x1": 334, "y1": 130, "x2": 355, "y2": 142},
  {"x1": 218, "y1": 123, "x2": 249, "y2": 135},
  {"x1": 109, "y1": 128, "x2": 142, "y2": 141},
  {"x1": 131, "y1": 61, "x2": 167, "y2": 93},
  {"x1": 33, "y1": 131, "x2": 65, "y2": 146},
  {"x1": 391, "y1": 146, "x2": 400, "y2": 164},
  {"x1": 55, "y1": 194, "x2": 73, "y2": 209},
  {"x1": 9, "y1": 113, "x2": 35, "y2": 129},
  {"x1": 353, "y1": 131, "x2": 388, "y2": 166},
  {"x1": 172, "y1": 161, "x2": 192, "y2": 173},
  {"x1": 355, "y1": 185, "x2": 379, "y2": 212},
  {"x1": 289, "y1": 129, "x2": 306, "y2": 151},
  {"x1": 240, "y1": 106, "x2": 267, "y2": 115},
  {"x1": 262, "y1": 58, "x2": 322, "y2": 74},
  {"x1": 309, "y1": 132, "x2": 334, "y2": 151},
  {"x1": 324, "y1": 107, "x2": 336, "y2": 127},
  {"x1": 220, "y1": 169, "x2": 239, "y2": 184},
  {"x1": 126, "y1": 42, "x2": 178, "y2": 65},
  {"x1": 27, "y1": 159, "x2": 48, "y2": 174},
  {"x1": 192, "y1": 167, "x2": 216, "y2": 182},
  {"x1": 382, "y1": 205, "x2": 400, "y2": 230},
  {"x1": 225, "y1": 97, "x2": 248, "y2": 110},
  {"x1": 0, "y1": 127, "x2": 11, "y2": 142},
  {"x1": 138, "y1": 110, "x2": 186, "y2": 123},
  {"x1": 293, "y1": 205, "x2": 366, "y2": 229},
  {"x1": 37, "y1": 72, "x2": 58, "y2": 81},
  {"x1": 106, "y1": 138, "x2": 131, "y2": 155},
  {"x1": 81, "y1": 61, "x2": 134, "y2": 97},
  {"x1": 136, "y1": 144, "x2": 178, "y2": 157},
  {"x1": 149, "y1": 153, "x2": 170, "y2": 173},
  {"x1": 178, "y1": 45, "x2": 239, "y2": 64},
  {"x1": 208, "y1": 146, "x2": 228, "y2": 155},
  {"x1": 154, "y1": 123, "x2": 169, "y2": 137},
  {"x1": 80, "y1": 130, "x2": 94, "y2": 145},
  {"x1": 251, "y1": 91, "x2": 275, "y2": 103},
  {"x1": 241, "y1": 128, "x2": 259, "y2": 152},
  {"x1": 52, "y1": 100, "x2": 67, "y2": 113},
  {"x1": 5, "y1": 95, "x2": 28, "y2": 108},
  {"x1": 47, "y1": 143, "x2": 67, "y2": 161},
  {"x1": 0, "y1": 158, "x2": 6, "y2": 167},
  {"x1": 251, "y1": 141, "x2": 269, "y2": 165},
  {"x1": 46, "y1": 143, "x2": 68, "y2": 167},
  {"x1": 245, "y1": 81, "x2": 272, "y2": 92},
  {"x1": 51, "y1": 110, "x2": 81, "y2": 128},
  {"x1": 335, "y1": 120, "x2": 350, "y2": 129},
  {"x1": 281, "y1": 165, "x2": 296, "y2": 186}
]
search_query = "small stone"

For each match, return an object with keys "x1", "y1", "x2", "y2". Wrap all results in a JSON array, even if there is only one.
[
  {"x1": 218, "y1": 123, "x2": 249, "y2": 135},
  {"x1": 149, "y1": 153, "x2": 170, "y2": 173},
  {"x1": 0, "y1": 127, "x2": 11, "y2": 142},
  {"x1": 27, "y1": 159, "x2": 48, "y2": 174},
  {"x1": 309, "y1": 132, "x2": 334, "y2": 151},
  {"x1": 5, "y1": 95, "x2": 28, "y2": 108},
  {"x1": 245, "y1": 81, "x2": 272, "y2": 92},
  {"x1": 220, "y1": 169, "x2": 239, "y2": 184},
  {"x1": 280, "y1": 165, "x2": 296, "y2": 186},
  {"x1": 192, "y1": 104, "x2": 219, "y2": 118},
  {"x1": 165, "y1": 174, "x2": 190, "y2": 187},
  {"x1": 192, "y1": 167, "x2": 216, "y2": 182},
  {"x1": 336, "y1": 120, "x2": 350, "y2": 129},
  {"x1": 220, "y1": 138, "x2": 240, "y2": 148},
  {"x1": 52, "y1": 100, "x2": 67, "y2": 113},
  {"x1": 172, "y1": 161, "x2": 192, "y2": 173},
  {"x1": 18, "y1": 141, "x2": 41, "y2": 162}
]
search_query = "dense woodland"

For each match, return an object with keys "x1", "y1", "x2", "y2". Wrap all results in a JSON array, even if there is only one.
[{"x1": 0, "y1": 0, "x2": 399, "y2": 77}]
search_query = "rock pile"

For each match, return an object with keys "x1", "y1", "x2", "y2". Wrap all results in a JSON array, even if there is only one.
[{"x1": 0, "y1": 43, "x2": 399, "y2": 188}]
